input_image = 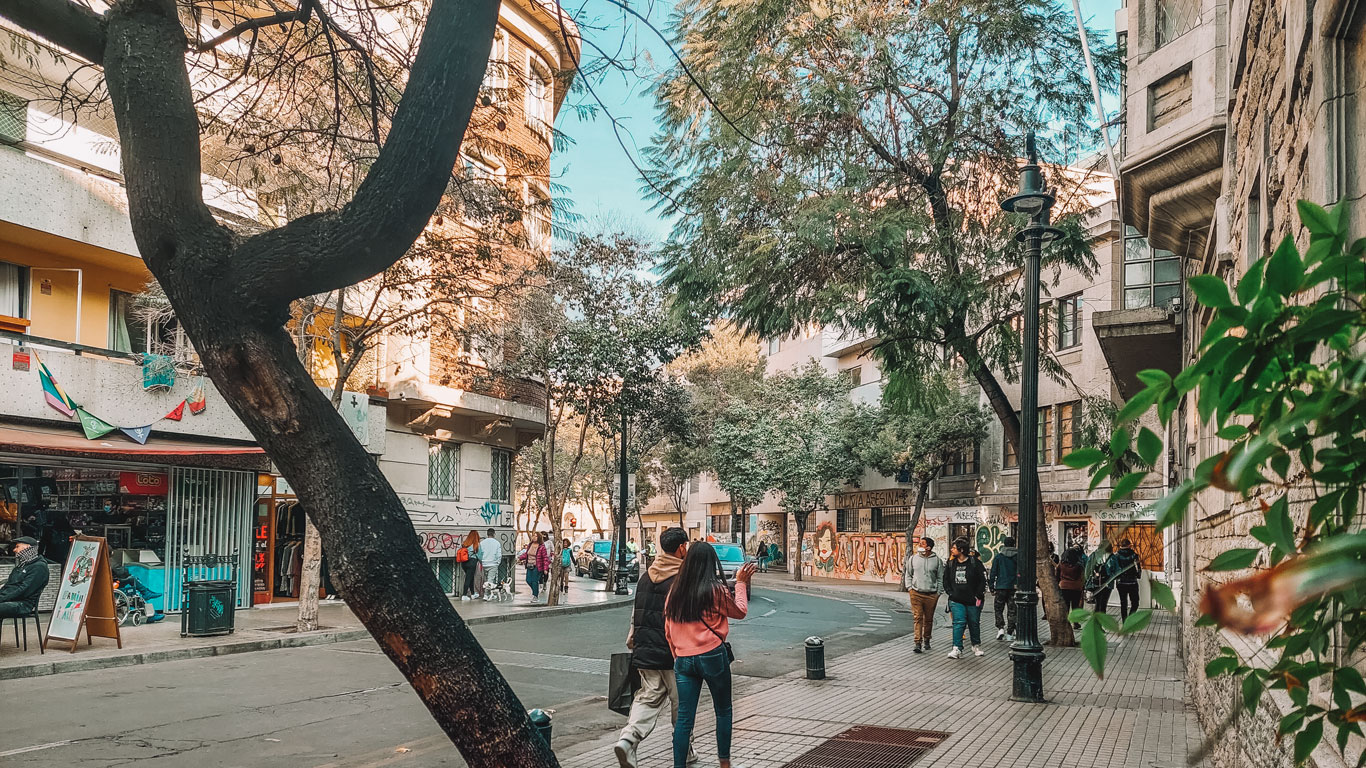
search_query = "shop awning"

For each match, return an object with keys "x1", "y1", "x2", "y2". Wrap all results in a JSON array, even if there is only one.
[{"x1": 0, "y1": 423, "x2": 269, "y2": 471}]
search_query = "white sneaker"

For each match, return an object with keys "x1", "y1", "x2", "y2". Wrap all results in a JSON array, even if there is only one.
[
  {"x1": 973, "y1": 645, "x2": 986, "y2": 657},
  {"x1": 614, "y1": 739, "x2": 637, "y2": 768},
  {"x1": 1005, "y1": 634, "x2": 1015, "y2": 642},
  {"x1": 947, "y1": 647, "x2": 962, "y2": 659},
  {"x1": 996, "y1": 628, "x2": 1006, "y2": 641},
  {"x1": 461, "y1": 595, "x2": 471, "y2": 601}
]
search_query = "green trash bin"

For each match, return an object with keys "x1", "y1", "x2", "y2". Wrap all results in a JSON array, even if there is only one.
[{"x1": 181, "y1": 579, "x2": 237, "y2": 637}]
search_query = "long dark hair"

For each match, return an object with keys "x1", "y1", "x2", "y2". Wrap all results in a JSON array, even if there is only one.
[{"x1": 665, "y1": 542, "x2": 726, "y2": 623}]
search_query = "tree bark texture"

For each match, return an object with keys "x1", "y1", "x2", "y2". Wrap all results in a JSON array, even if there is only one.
[
  {"x1": 791, "y1": 509, "x2": 811, "y2": 581},
  {"x1": 59, "y1": 0, "x2": 561, "y2": 763}
]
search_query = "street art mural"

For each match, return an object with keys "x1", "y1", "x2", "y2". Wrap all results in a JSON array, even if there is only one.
[
  {"x1": 805, "y1": 521, "x2": 907, "y2": 584},
  {"x1": 813, "y1": 522, "x2": 837, "y2": 572}
]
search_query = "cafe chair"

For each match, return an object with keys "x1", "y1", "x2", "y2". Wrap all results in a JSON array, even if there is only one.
[{"x1": 10, "y1": 605, "x2": 44, "y2": 654}]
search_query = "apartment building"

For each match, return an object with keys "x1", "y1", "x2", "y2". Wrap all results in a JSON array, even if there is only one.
[
  {"x1": 0, "y1": 2, "x2": 577, "y2": 607},
  {"x1": 1116, "y1": 0, "x2": 1363, "y2": 765}
]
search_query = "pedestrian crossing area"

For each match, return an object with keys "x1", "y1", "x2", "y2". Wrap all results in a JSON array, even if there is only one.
[{"x1": 827, "y1": 598, "x2": 898, "y2": 639}]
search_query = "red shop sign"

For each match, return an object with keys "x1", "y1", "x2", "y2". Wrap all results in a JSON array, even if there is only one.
[{"x1": 119, "y1": 471, "x2": 168, "y2": 496}]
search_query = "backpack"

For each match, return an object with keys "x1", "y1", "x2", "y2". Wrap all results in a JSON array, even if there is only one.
[
  {"x1": 456, "y1": 546, "x2": 470, "y2": 563},
  {"x1": 561, "y1": 548, "x2": 572, "y2": 567}
]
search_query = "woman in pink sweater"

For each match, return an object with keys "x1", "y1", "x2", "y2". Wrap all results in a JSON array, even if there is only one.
[{"x1": 665, "y1": 542, "x2": 756, "y2": 768}]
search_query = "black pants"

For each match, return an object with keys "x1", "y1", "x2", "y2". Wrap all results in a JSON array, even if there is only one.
[
  {"x1": 1060, "y1": 588, "x2": 1084, "y2": 622},
  {"x1": 1117, "y1": 582, "x2": 1140, "y2": 619},
  {"x1": 461, "y1": 559, "x2": 478, "y2": 596},
  {"x1": 1093, "y1": 588, "x2": 1113, "y2": 615},
  {"x1": 0, "y1": 601, "x2": 32, "y2": 619}
]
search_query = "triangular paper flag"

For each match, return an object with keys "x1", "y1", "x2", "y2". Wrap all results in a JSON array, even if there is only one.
[
  {"x1": 37, "y1": 354, "x2": 77, "y2": 417},
  {"x1": 76, "y1": 407, "x2": 116, "y2": 440},
  {"x1": 120, "y1": 425, "x2": 153, "y2": 444},
  {"x1": 187, "y1": 382, "x2": 207, "y2": 414},
  {"x1": 164, "y1": 401, "x2": 185, "y2": 421}
]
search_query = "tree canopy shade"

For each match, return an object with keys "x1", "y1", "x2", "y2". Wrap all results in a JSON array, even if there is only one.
[
  {"x1": 0, "y1": 0, "x2": 566, "y2": 763},
  {"x1": 650, "y1": 0, "x2": 1118, "y2": 643}
]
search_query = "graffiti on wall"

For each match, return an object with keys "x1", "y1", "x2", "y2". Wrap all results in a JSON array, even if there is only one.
[{"x1": 805, "y1": 522, "x2": 908, "y2": 584}]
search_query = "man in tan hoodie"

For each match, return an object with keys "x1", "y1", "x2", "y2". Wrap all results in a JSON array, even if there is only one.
[{"x1": 616, "y1": 527, "x2": 698, "y2": 768}]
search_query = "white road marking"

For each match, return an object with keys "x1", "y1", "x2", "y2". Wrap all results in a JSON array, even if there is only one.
[
  {"x1": 756, "y1": 595, "x2": 777, "y2": 603},
  {"x1": 761, "y1": 609, "x2": 777, "y2": 618},
  {"x1": 0, "y1": 741, "x2": 74, "y2": 757}
]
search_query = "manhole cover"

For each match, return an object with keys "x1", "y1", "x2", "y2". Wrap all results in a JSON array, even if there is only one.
[{"x1": 780, "y1": 726, "x2": 949, "y2": 768}]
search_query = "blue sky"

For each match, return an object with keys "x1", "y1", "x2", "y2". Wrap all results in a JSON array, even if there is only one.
[{"x1": 551, "y1": 0, "x2": 1124, "y2": 243}]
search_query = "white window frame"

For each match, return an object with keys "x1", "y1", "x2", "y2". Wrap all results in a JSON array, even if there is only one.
[
  {"x1": 428, "y1": 441, "x2": 461, "y2": 500},
  {"x1": 523, "y1": 180, "x2": 552, "y2": 253},
  {"x1": 459, "y1": 153, "x2": 505, "y2": 227},
  {"x1": 767, "y1": 336, "x2": 780, "y2": 355},
  {"x1": 524, "y1": 52, "x2": 552, "y2": 138}
]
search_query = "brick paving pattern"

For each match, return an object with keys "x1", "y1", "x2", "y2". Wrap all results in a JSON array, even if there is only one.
[{"x1": 563, "y1": 593, "x2": 1206, "y2": 768}]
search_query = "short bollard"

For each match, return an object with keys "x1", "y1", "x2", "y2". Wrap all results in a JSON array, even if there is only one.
[
  {"x1": 805, "y1": 636, "x2": 826, "y2": 680},
  {"x1": 527, "y1": 708, "x2": 553, "y2": 748}
]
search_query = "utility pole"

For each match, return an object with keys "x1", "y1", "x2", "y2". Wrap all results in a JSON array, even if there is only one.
[{"x1": 616, "y1": 403, "x2": 630, "y2": 595}]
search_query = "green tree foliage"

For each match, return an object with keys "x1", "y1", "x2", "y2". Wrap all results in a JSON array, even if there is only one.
[
  {"x1": 858, "y1": 386, "x2": 990, "y2": 544},
  {"x1": 650, "y1": 0, "x2": 1116, "y2": 642},
  {"x1": 1066, "y1": 201, "x2": 1366, "y2": 765}
]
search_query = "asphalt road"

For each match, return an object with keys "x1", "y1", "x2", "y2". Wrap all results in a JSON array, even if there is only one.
[{"x1": 1, "y1": 585, "x2": 907, "y2": 768}]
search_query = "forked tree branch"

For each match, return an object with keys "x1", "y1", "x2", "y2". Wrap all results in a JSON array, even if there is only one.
[
  {"x1": 230, "y1": 0, "x2": 502, "y2": 315},
  {"x1": 0, "y1": 0, "x2": 106, "y2": 64},
  {"x1": 193, "y1": 2, "x2": 314, "y2": 52}
]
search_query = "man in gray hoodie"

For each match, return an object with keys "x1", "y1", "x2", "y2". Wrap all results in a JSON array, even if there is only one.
[{"x1": 903, "y1": 537, "x2": 943, "y2": 653}]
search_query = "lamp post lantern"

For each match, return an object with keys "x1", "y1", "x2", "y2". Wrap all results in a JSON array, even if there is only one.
[{"x1": 1000, "y1": 132, "x2": 1062, "y2": 703}]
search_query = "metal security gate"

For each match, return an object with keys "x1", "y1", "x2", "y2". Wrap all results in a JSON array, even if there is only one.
[{"x1": 165, "y1": 467, "x2": 254, "y2": 611}]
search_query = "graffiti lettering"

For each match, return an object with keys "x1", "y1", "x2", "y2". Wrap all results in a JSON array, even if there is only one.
[
  {"x1": 417, "y1": 531, "x2": 463, "y2": 555},
  {"x1": 975, "y1": 524, "x2": 1008, "y2": 565},
  {"x1": 806, "y1": 525, "x2": 908, "y2": 584}
]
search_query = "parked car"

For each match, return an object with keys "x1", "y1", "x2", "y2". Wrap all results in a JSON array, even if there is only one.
[
  {"x1": 575, "y1": 539, "x2": 640, "y2": 582},
  {"x1": 712, "y1": 543, "x2": 749, "y2": 582}
]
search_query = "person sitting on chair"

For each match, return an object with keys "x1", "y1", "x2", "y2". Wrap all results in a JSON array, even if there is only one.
[{"x1": 0, "y1": 536, "x2": 49, "y2": 619}]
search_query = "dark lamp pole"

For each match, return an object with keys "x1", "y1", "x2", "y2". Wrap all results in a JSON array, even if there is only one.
[
  {"x1": 1000, "y1": 132, "x2": 1062, "y2": 703},
  {"x1": 616, "y1": 403, "x2": 631, "y2": 595}
]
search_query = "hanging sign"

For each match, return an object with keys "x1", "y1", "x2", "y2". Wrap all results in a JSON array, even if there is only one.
[
  {"x1": 12, "y1": 347, "x2": 30, "y2": 371},
  {"x1": 45, "y1": 535, "x2": 122, "y2": 652},
  {"x1": 119, "y1": 471, "x2": 168, "y2": 496}
]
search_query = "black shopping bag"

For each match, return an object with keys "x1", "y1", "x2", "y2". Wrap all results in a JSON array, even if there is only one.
[{"x1": 608, "y1": 652, "x2": 640, "y2": 716}]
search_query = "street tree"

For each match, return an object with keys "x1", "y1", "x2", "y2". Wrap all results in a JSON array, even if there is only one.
[
  {"x1": 0, "y1": 0, "x2": 564, "y2": 761},
  {"x1": 761, "y1": 363, "x2": 864, "y2": 580},
  {"x1": 859, "y1": 387, "x2": 991, "y2": 549},
  {"x1": 499, "y1": 231, "x2": 699, "y2": 606},
  {"x1": 651, "y1": 0, "x2": 1115, "y2": 643},
  {"x1": 709, "y1": 400, "x2": 775, "y2": 549}
]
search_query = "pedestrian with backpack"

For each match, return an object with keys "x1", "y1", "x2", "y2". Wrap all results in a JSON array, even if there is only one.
[
  {"x1": 458, "y1": 530, "x2": 479, "y2": 601},
  {"x1": 987, "y1": 536, "x2": 1019, "y2": 641},
  {"x1": 1112, "y1": 538, "x2": 1142, "y2": 619},
  {"x1": 560, "y1": 538, "x2": 573, "y2": 594},
  {"x1": 943, "y1": 537, "x2": 986, "y2": 659},
  {"x1": 1088, "y1": 543, "x2": 1115, "y2": 616}
]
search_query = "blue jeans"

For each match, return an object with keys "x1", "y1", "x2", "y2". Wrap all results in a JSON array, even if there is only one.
[
  {"x1": 950, "y1": 601, "x2": 982, "y2": 649},
  {"x1": 526, "y1": 568, "x2": 541, "y2": 597},
  {"x1": 674, "y1": 645, "x2": 733, "y2": 767}
]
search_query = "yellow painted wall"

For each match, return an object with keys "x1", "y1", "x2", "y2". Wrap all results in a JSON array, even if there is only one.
[{"x1": 0, "y1": 238, "x2": 150, "y2": 348}]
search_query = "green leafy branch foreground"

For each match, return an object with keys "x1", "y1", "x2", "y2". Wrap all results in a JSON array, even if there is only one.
[{"x1": 1063, "y1": 201, "x2": 1366, "y2": 765}]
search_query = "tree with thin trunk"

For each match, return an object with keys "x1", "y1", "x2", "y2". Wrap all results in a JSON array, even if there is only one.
[
  {"x1": 652, "y1": 0, "x2": 1116, "y2": 643},
  {"x1": 0, "y1": 0, "x2": 566, "y2": 761},
  {"x1": 855, "y1": 386, "x2": 990, "y2": 559}
]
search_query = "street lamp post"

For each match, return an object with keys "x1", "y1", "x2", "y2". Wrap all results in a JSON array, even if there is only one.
[
  {"x1": 616, "y1": 404, "x2": 631, "y2": 595},
  {"x1": 1000, "y1": 132, "x2": 1062, "y2": 703}
]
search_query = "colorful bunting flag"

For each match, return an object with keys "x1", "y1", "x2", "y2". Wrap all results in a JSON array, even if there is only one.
[
  {"x1": 76, "y1": 407, "x2": 116, "y2": 440},
  {"x1": 37, "y1": 354, "x2": 77, "y2": 417},
  {"x1": 119, "y1": 425, "x2": 153, "y2": 444},
  {"x1": 164, "y1": 401, "x2": 186, "y2": 421},
  {"x1": 187, "y1": 382, "x2": 207, "y2": 414}
]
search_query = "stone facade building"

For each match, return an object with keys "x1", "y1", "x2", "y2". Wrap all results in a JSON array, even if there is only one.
[{"x1": 1116, "y1": 0, "x2": 1364, "y2": 765}]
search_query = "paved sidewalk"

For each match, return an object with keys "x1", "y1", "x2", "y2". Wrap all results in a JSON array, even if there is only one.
[
  {"x1": 563, "y1": 597, "x2": 1205, "y2": 768},
  {"x1": 754, "y1": 571, "x2": 908, "y2": 607},
  {"x1": 0, "y1": 573, "x2": 629, "y2": 680}
]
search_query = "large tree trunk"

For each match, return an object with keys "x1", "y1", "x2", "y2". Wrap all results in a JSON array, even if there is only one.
[
  {"x1": 88, "y1": 0, "x2": 558, "y2": 763},
  {"x1": 792, "y1": 509, "x2": 810, "y2": 581},
  {"x1": 955, "y1": 334, "x2": 1073, "y2": 647}
]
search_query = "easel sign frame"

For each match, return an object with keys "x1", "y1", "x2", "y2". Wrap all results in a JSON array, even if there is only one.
[{"x1": 44, "y1": 534, "x2": 122, "y2": 652}]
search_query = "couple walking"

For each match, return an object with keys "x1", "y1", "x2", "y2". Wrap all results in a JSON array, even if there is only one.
[
  {"x1": 615, "y1": 527, "x2": 757, "y2": 768},
  {"x1": 904, "y1": 536, "x2": 1021, "y2": 658}
]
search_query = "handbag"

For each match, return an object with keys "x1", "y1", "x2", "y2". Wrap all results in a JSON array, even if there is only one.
[
  {"x1": 704, "y1": 618, "x2": 735, "y2": 663},
  {"x1": 607, "y1": 652, "x2": 640, "y2": 716}
]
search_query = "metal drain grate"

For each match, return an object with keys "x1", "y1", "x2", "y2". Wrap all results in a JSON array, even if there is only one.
[{"x1": 780, "y1": 726, "x2": 949, "y2": 768}]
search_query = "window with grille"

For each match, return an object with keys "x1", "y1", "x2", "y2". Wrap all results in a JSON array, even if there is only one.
[
  {"x1": 709, "y1": 514, "x2": 731, "y2": 534},
  {"x1": 835, "y1": 508, "x2": 855, "y2": 531},
  {"x1": 431, "y1": 558, "x2": 457, "y2": 594},
  {"x1": 1155, "y1": 0, "x2": 1200, "y2": 47},
  {"x1": 1056, "y1": 294, "x2": 1081, "y2": 349},
  {"x1": 1058, "y1": 401, "x2": 1081, "y2": 459},
  {"x1": 1123, "y1": 227, "x2": 1181, "y2": 310},
  {"x1": 428, "y1": 441, "x2": 461, "y2": 499},
  {"x1": 871, "y1": 507, "x2": 913, "y2": 532},
  {"x1": 490, "y1": 449, "x2": 512, "y2": 503},
  {"x1": 524, "y1": 182, "x2": 552, "y2": 253},
  {"x1": 0, "y1": 91, "x2": 26, "y2": 143},
  {"x1": 942, "y1": 444, "x2": 979, "y2": 476}
]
